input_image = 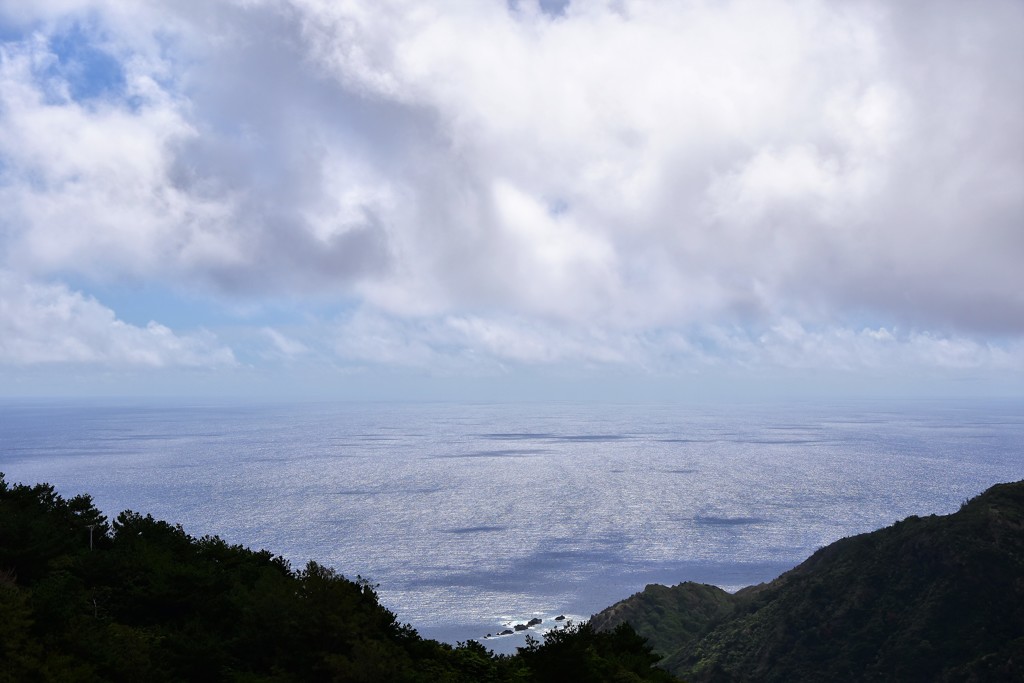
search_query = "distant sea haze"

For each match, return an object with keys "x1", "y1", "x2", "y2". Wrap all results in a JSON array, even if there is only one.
[{"x1": 1, "y1": 399, "x2": 1021, "y2": 650}]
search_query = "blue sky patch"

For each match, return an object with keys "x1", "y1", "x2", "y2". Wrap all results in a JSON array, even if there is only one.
[
  {"x1": 0, "y1": 21, "x2": 23, "y2": 43},
  {"x1": 47, "y1": 23, "x2": 126, "y2": 102},
  {"x1": 63, "y1": 277, "x2": 360, "y2": 336},
  {"x1": 538, "y1": 0, "x2": 571, "y2": 17},
  {"x1": 61, "y1": 279, "x2": 225, "y2": 330},
  {"x1": 507, "y1": 0, "x2": 570, "y2": 18}
]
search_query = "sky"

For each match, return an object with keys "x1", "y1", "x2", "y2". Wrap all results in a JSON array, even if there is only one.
[{"x1": 0, "y1": 0, "x2": 1021, "y2": 401}]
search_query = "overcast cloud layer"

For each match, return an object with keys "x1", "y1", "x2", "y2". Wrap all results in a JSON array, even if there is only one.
[{"x1": 0, "y1": 0, "x2": 1021, "y2": 396}]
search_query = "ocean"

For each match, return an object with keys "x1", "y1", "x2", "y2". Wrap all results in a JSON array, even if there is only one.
[{"x1": 0, "y1": 398, "x2": 1021, "y2": 651}]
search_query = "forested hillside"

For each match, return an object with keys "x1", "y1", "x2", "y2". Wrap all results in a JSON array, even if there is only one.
[
  {"x1": 592, "y1": 481, "x2": 1024, "y2": 682},
  {"x1": 0, "y1": 473, "x2": 674, "y2": 682},
  {"x1": 7, "y1": 472, "x2": 1021, "y2": 682}
]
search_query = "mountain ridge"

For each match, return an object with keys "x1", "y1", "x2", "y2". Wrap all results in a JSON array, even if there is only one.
[
  {"x1": 591, "y1": 480, "x2": 1024, "y2": 681},
  {"x1": 4, "y1": 470, "x2": 1022, "y2": 681}
]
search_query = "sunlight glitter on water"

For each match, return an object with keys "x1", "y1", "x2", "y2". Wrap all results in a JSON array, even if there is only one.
[{"x1": 1, "y1": 399, "x2": 1021, "y2": 647}]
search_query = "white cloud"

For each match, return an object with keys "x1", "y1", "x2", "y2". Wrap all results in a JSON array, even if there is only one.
[
  {"x1": 261, "y1": 326, "x2": 309, "y2": 358},
  {"x1": 0, "y1": 272, "x2": 235, "y2": 367},
  {"x1": 750, "y1": 320, "x2": 1021, "y2": 373},
  {"x1": 327, "y1": 308, "x2": 1022, "y2": 383},
  {"x1": 0, "y1": 31, "x2": 240, "y2": 280},
  {"x1": 332, "y1": 309, "x2": 633, "y2": 370},
  {"x1": 0, "y1": 0, "x2": 1020, "y2": 389},
  {"x1": 290, "y1": 0, "x2": 1024, "y2": 331}
]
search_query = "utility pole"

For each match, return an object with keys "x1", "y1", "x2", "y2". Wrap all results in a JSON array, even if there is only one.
[{"x1": 87, "y1": 524, "x2": 95, "y2": 550}]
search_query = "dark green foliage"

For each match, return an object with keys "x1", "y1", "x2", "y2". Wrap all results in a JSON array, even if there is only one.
[
  {"x1": 593, "y1": 481, "x2": 1024, "y2": 682},
  {"x1": 589, "y1": 582, "x2": 737, "y2": 658},
  {"x1": 0, "y1": 473, "x2": 677, "y2": 682},
  {"x1": 517, "y1": 622, "x2": 677, "y2": 683},
  {"x1": 7, "y1": 471, "x2": 1022, "y2": 682}
]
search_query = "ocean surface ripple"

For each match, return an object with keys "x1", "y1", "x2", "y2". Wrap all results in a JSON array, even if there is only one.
[{"x1": 1, "y1": 399, "x2": 1021, "y2": 650}]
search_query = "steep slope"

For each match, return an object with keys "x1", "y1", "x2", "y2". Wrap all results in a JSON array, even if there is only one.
[
  {"x1": 589, "y1": 582, "x2": 738, "y2": 659},
  {"x1": 593, "y1": 481, "x2": 1024, "y2": 682}
]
